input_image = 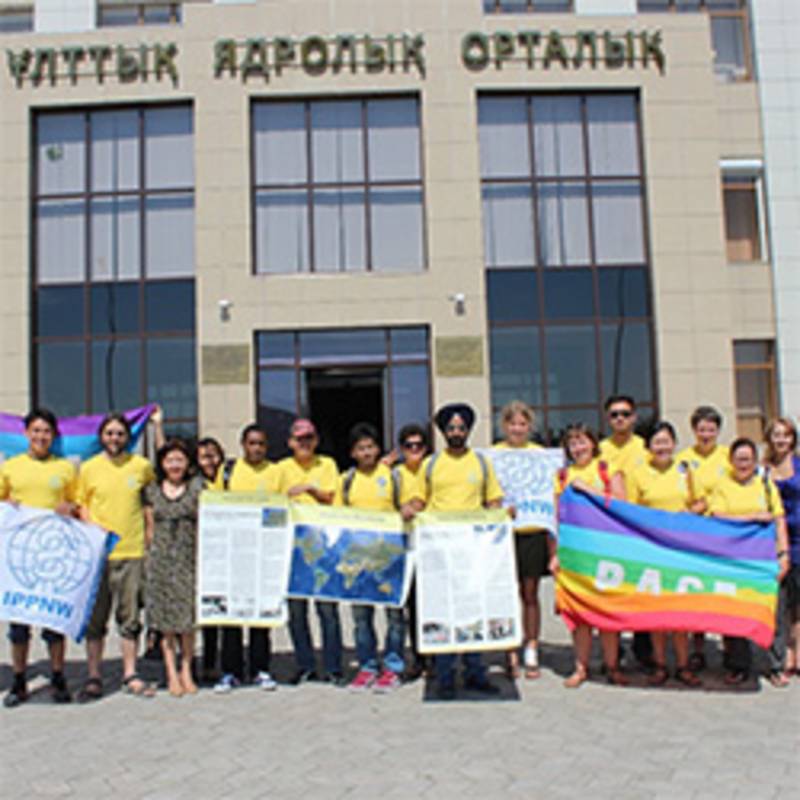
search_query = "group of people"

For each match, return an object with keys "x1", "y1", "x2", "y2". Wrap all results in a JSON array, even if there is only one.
[{"x1": 1, "y1": 393, "x2": 798, "y2": 706}]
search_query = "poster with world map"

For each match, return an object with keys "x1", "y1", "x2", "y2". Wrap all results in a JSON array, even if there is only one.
[{"x1": 287, "y1": 504, "x2": 411, "y2": 607}]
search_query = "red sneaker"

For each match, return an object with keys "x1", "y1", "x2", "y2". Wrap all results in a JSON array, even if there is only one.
[
  {"x1": 372, "y1": 669, "x2": 401, "y2": 694},
  {"x1": 349, "y1": 669, "x2": 376, "y2": 692}
]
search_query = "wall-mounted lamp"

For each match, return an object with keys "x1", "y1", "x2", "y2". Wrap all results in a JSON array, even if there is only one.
[
  {"x1": 448, "y1": 292, "x2": 466, "y2": 316},
  {"x1": 218, "y1": 298, "x2": 233, "y2": 322}
]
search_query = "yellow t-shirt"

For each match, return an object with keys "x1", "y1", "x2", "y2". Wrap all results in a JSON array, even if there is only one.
[
  {"x1": 0, "y1": 453, "x2": 77, "y2": 510},
  {"x1": 335, "y1": 463, "x2": 396, "y2": 512},
  {"x1": 708, "y1": 473, "x2": 785, "y2": 518},
  {"x1": 493, "y1": 440, "x2": 545, "y2": 534},
  {"x1": 421, "y1": 450, "x2": 504, "y2": 512},
  {"x1": 77, "y1": 453, "x2": 155, "y2": 560},
  {"x1": 628, "y1": 460, "x2": 693, "y2": 513},
  {"x1": 676, "y1": 444, "x2": 730, "y2": 497},
  {"x1": 553, "y1": 458, "x2": 609, "y2": 498},
  {"x1": 396, "y1": 463, "x2": 423, "y2": 506},
  {"x1": 211, "y1": 458, "x2": 278, "y2": 493},
  {"x1": 274, "y1": 455, "x2": 338, "y2": 505},
  {"x1": 599, "y1": 434, "x2": 647, "y2": 481}
]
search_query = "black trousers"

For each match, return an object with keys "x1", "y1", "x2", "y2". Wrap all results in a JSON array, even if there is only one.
[
  {"x1": 220, "y1": 626, "x2": 271, "y2": 680},
  {"x1": 202, "y1": 627, "x2": 219, "y2": 672}
]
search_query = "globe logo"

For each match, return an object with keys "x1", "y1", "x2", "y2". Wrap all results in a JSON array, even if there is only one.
[{"x1": 6, "y1": 516, "x2": 94, "y2": 595}]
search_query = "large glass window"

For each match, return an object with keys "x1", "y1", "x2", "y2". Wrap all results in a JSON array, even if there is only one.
[
  {"x1": 733, "y1": 340, "x2": 777, "y2": 440},
  {"x1": 0, "y1": 5, "x2": 33, "y2": 33},
  {"x1": 256, "y1": 327, "x2": 430, "y2": 461},
  {"x1": 97, "y1": 2, "x2": 183, "y2": 27},
  {"x1": 480, "y1": 93, "x2": 655, "y2": 442},
  {"x1": 637, "y1": 1, "x2": 752, "y2": 81},
  {"x1": 33, "y1": 106, "x2": 197, "y2": 435},
  {"x1": 252, "y1": 97, "x2": 425, "y2": 274},
  {"x1": 722, "y1": 170, "x2": 765, "y2": 263}
]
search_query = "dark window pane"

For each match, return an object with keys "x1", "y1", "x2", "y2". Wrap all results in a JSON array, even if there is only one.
[
  {"x1": 257, "y1": 332, "x2": 296, "y2": 363},
  {"x1": 143, "y1": 4, "x2": 174, "y2": 25},
  {"x1": 299, "y1": 329, "x2": 385, "y2": 364},
  {"x1": 146, "y1": 338, "x2": 197, "y2": 421},
  {"x1": 91, "y1": 282, "x2": 140, "y2": 335},
  {"x1": 544, "y1": 407, "x2": 601, "y2": 447},
  {"x1": 91, "y1": 340, "x2": 142, "y2": 413},
  {"x1": 391, "y1": 364, "x2": 430, "y2": 446},
  {"x1": 37, "y1": 342, "x2": 86, "y2": 417},
  {"x1": 490, "y1": 326, "x2": 542, "y2": 408},
  {"x1": 734, "y1": 340, "x2": 773, "y2": 366},
  {"x1": 487, "y1": 269, "x2": 539, "y2": 323},
  {"x1": 390, "y1": 328, "x2": 428, "y2": 358},
  {"x1": 258, "y1": 369, "x2": 298, "y2": 460},
  {"x1": 145, "y1": 280, "x2": 195, "y2": 332},
  {"x1": 0, "y1": 11, "x2": 34, "y2": 33},
  {"x1": 598, "y1": 268, "x2": 650, "y2": 318},
  {"x1": 600, "y1": 322, "x2": 653, "y2": 403},
  {"x1": 544, "y1": 325, "x2": 597, "y2": 405},
  {"x1": 36, "y1": 286, "x2": 84, "y2": 338},
  {"x1": 98, "y1": 7, "x2": 140, "y2": 27},
  {"x1": 543, "y1": 269, "x2": 594, "y2": 319}
]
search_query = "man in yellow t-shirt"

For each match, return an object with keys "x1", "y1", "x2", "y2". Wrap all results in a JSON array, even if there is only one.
[
  {"x1": 599, "y1": 395, "x2": 647, "y2": 484},
  {"x1": 337, "y1": 423, "x2": 408, "y2": 693},
  {"x1": 77, "y1": 413, "x2": 155, "y2": 699},
  {"x1": 414, "y1": 403, "x2": 504, "y2": 700},
  {"x1": 273, "y1": 418, "x2": 342, "y2": 685},
  {"x1": 1, "y1": 409, "x2": 77, "y2": 708},
  {"x1": 211, "y1": 424, "x2": 279, "y2": 694}
]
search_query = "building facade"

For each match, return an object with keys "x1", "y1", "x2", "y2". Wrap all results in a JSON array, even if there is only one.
[{"x1": 0, "y1": 0, "x2": 788, "y2": 463}]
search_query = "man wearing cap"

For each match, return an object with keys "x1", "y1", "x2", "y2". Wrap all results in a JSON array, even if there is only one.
[
  {"x1": 416, "y1": 403, "x2": 505, "y2": 700},
  {"x1": 274, "y1": 419, "x2": 343, "y2": 685}
]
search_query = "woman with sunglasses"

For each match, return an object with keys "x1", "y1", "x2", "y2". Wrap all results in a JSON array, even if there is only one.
[
  {"x1": 708, "y1": 438, "x2": 790, "y2": 686},
  {"x1": 627, "y1": 421, "x2": 705, "y2": 688},
  {"x1": 551, "y1": 424, "x2": 628, "y2": 688},
  {"x1": 494, "y1": 401, "x2": 546, "y2": 680}
]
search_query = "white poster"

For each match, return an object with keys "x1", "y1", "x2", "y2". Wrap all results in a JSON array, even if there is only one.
[
  {"x1": 197, "y1": 491, "x2": 294, "y2": 628},
  {"x1": 482, "y1": 447, "x2": 564, "y2": 532},
  {"x1": 415, "y1": 510, "x2": 521, "y2": 654},
  {"x1": 0, "y1": 502, "x2": 115, "y2": 641}
]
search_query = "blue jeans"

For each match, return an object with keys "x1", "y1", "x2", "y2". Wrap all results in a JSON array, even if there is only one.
[
  {"x1": 352, "y1": 604, "x2": 405, "y2": 674},
  {"x1": 434, "y1": 652, "x2": 485, "y2": 688},
  {"x1": 288, "y1": 598, "x2": 342, "y2": 674}
]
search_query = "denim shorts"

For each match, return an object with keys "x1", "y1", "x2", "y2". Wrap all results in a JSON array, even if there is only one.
[{"x1": 7, "y1": 624, "x2": 64, "y2": 645}]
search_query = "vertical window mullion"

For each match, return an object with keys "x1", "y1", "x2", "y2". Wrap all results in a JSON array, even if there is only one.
[
  {"x1": 305, "y1": 102, "x2": 315, "y2": 274},
  {"x1": 362, "y1": 101, "x2": 373, "y2": 273}
]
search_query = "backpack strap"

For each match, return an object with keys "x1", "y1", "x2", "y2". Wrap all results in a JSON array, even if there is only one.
[
  {"x1": 475, "y1": 450, "x2": 489, "y2": 507},
  {"x1": 390, "y1": 466, "x2": 401, "y2": 511},
  {"x1": 424, "y1": 452, "x2": 440, "y2": 501},
  {"x1": 342, "y1": 466, "x2": 357, "y2": 507},
  {"x1": 222, "y1": 458, "x2": 236, "y2": 491},
  {"x1": 762, "y1": 467, "x2": 774, "y2": 515}
]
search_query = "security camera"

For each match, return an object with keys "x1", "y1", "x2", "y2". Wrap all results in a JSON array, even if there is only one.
[
  {"x1": 448, "y1": 293, "x2": 466, "y2": 316},
  {"x1": 218, "y1": 299, "x2": 233, "y2": 322}
]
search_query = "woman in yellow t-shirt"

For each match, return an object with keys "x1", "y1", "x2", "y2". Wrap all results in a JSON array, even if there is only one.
[
  {"x1": 627, "y1": 421, "x2": 705, "y2": 688},
  {"x1": 552, "y1": 424, "x2": 627, "y2": 689},
  {"x1": 708, "y1": 437, "x2": 790, "y2": 686},
  {"x1": 494, "y1": 401, "x2": 545, "y2": 680}
]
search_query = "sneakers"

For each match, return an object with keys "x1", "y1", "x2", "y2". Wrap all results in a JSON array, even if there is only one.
[
  {"x1": 348, "y1": 669, "x2": 376, "y2": 692},
  {"x1": 254, "y1": 671, "x2": 277, "y2": 691},
  {"x1": 50, "y1": 673, "x2": 72, "y2": 704},
  {"x1": 3, "y1": 677, "x2": 28, "y2": 709},
  {"x1": 372, "y1": 669, "x2": 401, "y2": 694},
  {"x1": 213, "y1": 674, "x2": 241, "y2": 694},
  {"x1": 289, "y1": 668, "x2": 318, "y2": 686}
]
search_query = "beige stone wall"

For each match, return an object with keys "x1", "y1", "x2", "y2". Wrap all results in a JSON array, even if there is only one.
[{"x1": 0, "y1": 1, "x2": 769, "y2": 452}]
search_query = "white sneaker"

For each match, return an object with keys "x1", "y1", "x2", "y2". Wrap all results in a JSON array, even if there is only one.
[
  {"x1": 255, "y1": 671, "x2": 277, "y2": 691},
  {"x1": 213, "y1": 674, "x2": 240, "y2": 694},
  {"x1": 523, "y1": 645, "x2": 539, "y2": 671}
]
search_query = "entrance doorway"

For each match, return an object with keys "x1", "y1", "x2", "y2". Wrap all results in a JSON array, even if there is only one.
[{"x1": 306, "y1": 368, "x2": 385, "y2": 470}]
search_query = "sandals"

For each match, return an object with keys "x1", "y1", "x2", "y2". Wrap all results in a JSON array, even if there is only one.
[
  {"x1": 563, "y1": 667, "x2": 588, "y2": 689},
  {"x1": 724, "y1": 670, "x2": 749, "y2": 686},
  {"x1": 77, "y1": 677, "x2": 103, "y2": 704},
  {"x1": 122, "y1": 674, "x2": 156, "y2": 698},
  {"x1": 647, "y1": 665, "x2": 669, "y2": 687},
  {"x1": 523, "y1": 646, "x2": 541, "y2": 680},
  {"x1": 767, "y1": 671, "x2": 790, "y2": 689},
  {"x1": 605, "y1": 666, "x2": 629, "y2": 687},
  {"x1": 675, "y1": 667, "x2": 702, "y2": 688}
]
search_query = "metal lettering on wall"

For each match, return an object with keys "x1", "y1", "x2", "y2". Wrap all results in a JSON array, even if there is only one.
[
  {"x1": 5, "y1": 43, "x2": 179, "y2": 87},
  {"x1": 461, "y1": 30, "x2": 666, "y2": 73},
  {"x1": 212, "y1": 33, "x2": 426, "y2": 81}
]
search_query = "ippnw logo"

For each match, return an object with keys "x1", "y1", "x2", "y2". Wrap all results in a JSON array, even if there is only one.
[{"x1": 6, "y1": 516, "x2": 94, "y2": 595}]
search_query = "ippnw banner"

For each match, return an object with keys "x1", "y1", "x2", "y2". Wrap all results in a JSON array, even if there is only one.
[{"x1": 0, "y1": 502, "x2": 116, "y2": 641}]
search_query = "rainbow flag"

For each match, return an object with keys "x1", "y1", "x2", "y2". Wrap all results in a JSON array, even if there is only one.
[
  {"x1": 556, "y1": 487, "x2": 779, "y2": 648},
  {"x1": 0, "y1": 405, "x2": 155, "y2": 462}
]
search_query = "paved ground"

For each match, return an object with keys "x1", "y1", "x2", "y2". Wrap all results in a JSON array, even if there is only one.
[{"x1": 2, "y1": 582, "x2": 798, "y2": 800}]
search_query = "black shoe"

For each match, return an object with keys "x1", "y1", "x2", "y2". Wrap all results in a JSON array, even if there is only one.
[
  {"x1": 289, "y1": 669, "x2": 318, "y2": 686},
  {"x1": 50, "y1": 674, "x2": 72, "y2": 704},
  {"x1": 321, "y1": 672, "x2": 347, "y2": 687},
  {"x1": 436, "y1": 683, "x2": 456, "y2": 701},
  {"x1": 404, "y1": 662, "x2": 425, "y2": 683},
  {"x1": 3, "y1": 681, "x2": 28, "y2": 709},
  {"x1": 463, "y1": 676, "x2": 500, "y2": 695}
]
